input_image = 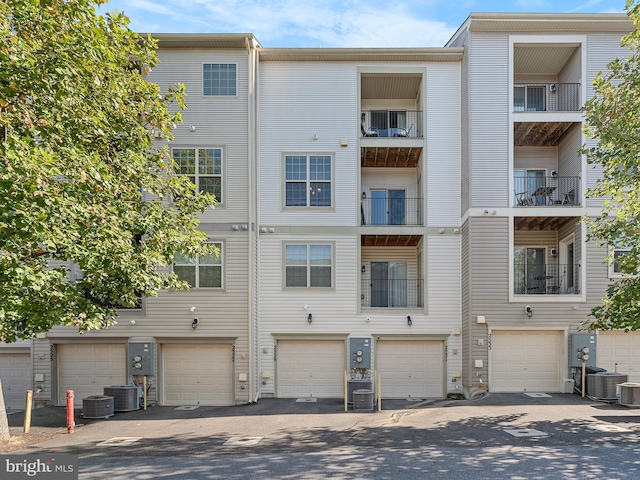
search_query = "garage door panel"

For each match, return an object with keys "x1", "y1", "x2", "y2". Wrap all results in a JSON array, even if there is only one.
[
  {"x1": 163, "y1": 344, "x2": 233, "y2": 406},
  {"x1": 598, "y1": 332, "x2": 640, "y2": 382},
  {"x1": 277, "y1": 340, "x2": 344, "y2": 398},
  {"x1": 0, "y1": 353, "x2": 31, "y2": 411},
  {"x1": 490, "y1": 331, "x2": 562, "y2": 393},
  {"x1": 377, "y1": 341, "x2": 444, "y2": 399},
  {"x1": 58, "y1": 344, "x2": 126, "y2": 406}
]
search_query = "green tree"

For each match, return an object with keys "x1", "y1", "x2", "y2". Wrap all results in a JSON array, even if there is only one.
[
  {"x1": 583, "y1": 0, "x2": 640, "y2": 331},
  {"x1": 0, "y1": 0, "x2": 216, "y2": 343}
]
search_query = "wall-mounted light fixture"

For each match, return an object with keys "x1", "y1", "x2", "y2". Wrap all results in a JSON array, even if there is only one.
[
  {"x1": 192, "y1": 317, "x2": 199, "y2": 329},
  {"x1": 551, "y1": 170, "x2": 558, "y2": 178},
  {"x1": 362, "y1": 192, "x2": 366, "y2": 199},
  {"x1": 407, "y1": 315, "x2": 412, "y2": 326},
  {"x1": 524, "y1": 305, "x2": 533, "y2": 318},
  {"x1": 312, "y1": 133, "x2": 319, "y2": 140},
  {"x1": 361, "y1": 265, "x2": 366, "y2": 273},
  {"x1": 307, "y1": 313, "x2": 313, "y2": 324},
  {"x1": 189, "y1": 125, "x2": 196, "y2": 132},
  {"x1": 550, "y1": 84, "x2": 557, "y2": 93},
  {"x1": 190, "y1": 306, "x2": 197, "y2": 312},
  {"x1": 129, "y1": 320, "x2": 136, "y2": 325}
]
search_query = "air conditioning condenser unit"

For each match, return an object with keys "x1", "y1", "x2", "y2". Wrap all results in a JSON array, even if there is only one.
[
  {"x1": 619, "y1": 383, "x2": 640, "y2": 408},
  {"x1": 82, "y1": 395, "x2": 114, "y2": 419}
]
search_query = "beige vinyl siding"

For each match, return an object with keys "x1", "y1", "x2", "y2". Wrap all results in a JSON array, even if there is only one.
[
  {"x1": 514, "y1": 146, "x2": 557, "y2": 172},
  {"x1": 259, "y1": 62, "x2": 357, "y2": 226},
  {"x1": 469, "y1": 33, "x2": 510, "y2": 207},
  {"x1": 557, "y1": 125, "x2": 583, "y2": 180},
  {"x1": 32, "y1": 338, "x2": 50, "y2": 406},
  {"x1": 585, "y1": 34, "x2": 632, "y2": 208},
  {"x1": 559, "y1": 47, "x2": 582, "y2": 84},
  {"x1": 151, "y1": 50, "x2": 250, "y2": 222},
  {"x1": 361, "y1": 168, "x2": 419, "y2": 204},
  {"x1": 460, "y1": 221, "x2": 472, "y2": 387},
  {"x1": 460, "y1": 32, "x2": 471, "y2": 215},
  {"x1": 427, "y1": 62, "x2": 461, "y2": 226}
]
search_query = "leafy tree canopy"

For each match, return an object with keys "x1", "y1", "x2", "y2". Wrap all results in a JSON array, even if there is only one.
[
  {"x1": 0, "y1": 0, "x2": 215, "y2": 342},
  {"x1": 583, "y1": 0, "x2": 640, "y2": 331}
]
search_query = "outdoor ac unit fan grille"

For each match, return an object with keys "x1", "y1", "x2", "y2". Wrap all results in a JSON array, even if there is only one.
[
  {"x1": 588, "y1": 373, "x2": 628, "y2": 399},
  {"x1": 104, "y1": 386, "x2": 139, "y2": 411},
  {"x1": 82, "y1": 395, "x2": 114, "y2": 419},
  {"x1": 347, "y1": 380, "x2": 373, "y2": 404},
  {"x1": 619, "y1": 383, "x2": 640, "y2": 407}
]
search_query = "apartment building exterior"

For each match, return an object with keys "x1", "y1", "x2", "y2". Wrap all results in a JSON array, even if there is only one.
[
  {"x1": 1, "y1": 13, "x2": 637, "y2": 410},
  {"x1": 447, "y1": 13, "x2": 636, "y2": 395}
]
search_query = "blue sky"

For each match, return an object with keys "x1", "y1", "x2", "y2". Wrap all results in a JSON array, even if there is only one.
[{"x1": 101, "y1": 0, "x2": 628, "y2": 48}]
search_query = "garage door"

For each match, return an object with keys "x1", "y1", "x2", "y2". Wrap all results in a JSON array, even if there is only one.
[
  {"x1": 58, "y1": 344, "x2": 126, "y2": 406},
  {"x1": 277, "y1": 340, "x2": 344, "y2": 398},
  {"x1": 491, "y1": 331, "x2": 562, "y2": 393},
  {"x1": 163, "y1": 344, "x2": 233, "y2": 406},
  {"x1": 377, "y1": 340, "x2": 444, "y2": 399},
  {"x1": 598, "y1": 331, "x2": 640, "y2": 382},
  {"x1": 0, "y1": 353, "x2": 31, "y2": 411}
]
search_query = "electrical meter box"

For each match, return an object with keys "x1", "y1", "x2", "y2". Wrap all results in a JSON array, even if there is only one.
[
  {"x1": 570, "y1": 333, "x2": 597, "y2": 368},
  {"x1": 128, "y1": 342, "x2": 155, "y2": 375},
  {"x1": 350, "y1": 337, "x2": 371, "y2": 369}
]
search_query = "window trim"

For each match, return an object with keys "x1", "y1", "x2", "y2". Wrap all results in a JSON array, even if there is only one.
[
  {"x1": 609, "y1": 246, "x2": 633, "y2": 278},
  {"x1": 172, "y1": 147, "x2": 225, "y2": 206},
  {"x1": 281, "y1": 153, "x2": 335, "y2": 210},
  {"x1": 173, "y1": 241, "x2": 224, "y2": 289},
  {"x1": 202, "y1": 63, "x2": 238, "y2": 97},
  {"x1": 282, "y1": 242, "x2": 335, "y2": 290}
]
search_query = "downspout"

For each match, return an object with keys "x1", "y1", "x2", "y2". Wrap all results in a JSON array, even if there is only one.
[{"x1": 245, "y1": 36, "x2": 261, "y2": 404}]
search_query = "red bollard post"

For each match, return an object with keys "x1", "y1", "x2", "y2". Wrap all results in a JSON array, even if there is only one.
[{"x1": 66, "y1": 390, "x2": 75, "y2": 434}]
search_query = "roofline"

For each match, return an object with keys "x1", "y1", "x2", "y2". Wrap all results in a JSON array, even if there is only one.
[
  {"x1": 147, "y1": 33, "x2": 262, "y2": 49},
  {"x1": 447, "y1": 12, "x2": 633, "y2": 45},
  {"x1": 258, "y1": 47, "x2": 464, "y2": 62}
]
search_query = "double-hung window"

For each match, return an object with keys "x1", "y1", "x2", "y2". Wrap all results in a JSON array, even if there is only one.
[
  {"x1": 285, "y1": 244, "x2": 332, "y2": 288},
  {"x1": 285, "y1": 155, "x2": 332, "y2": 207},
  {"x1": 174, "y1": 242, "x2": 223, "y2": 288},
  {"x1": 203, "y1": 64, "x2": 237, "y2": 96},
  {"x1": 173, "y1": 148, "x2": 222, "y2": 202},
  {"x1": 610, "y1": 247, "x2": 632, "y2": 277}
]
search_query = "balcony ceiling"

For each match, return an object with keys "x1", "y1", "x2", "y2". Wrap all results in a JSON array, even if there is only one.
[
  {"x1": 361, "y1": 146, "x2": 422, "y2": 168},
  {"x1": 514, "y1": 44, "x2": 579, "y2": 75},
  {"x1": 361, "y1": 234, "x2": 422, "y2": 247},
  {"x1": 361, "y1": 75, "x2": 422, "y2": 100},
  {"x1": 514, "y1": 122, "x2": 577, "y2": 146},
  {"x1": 514, "y1": 216, "x2": 580, "y2": 231}
]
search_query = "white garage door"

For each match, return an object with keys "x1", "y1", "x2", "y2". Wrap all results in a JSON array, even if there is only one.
[
  {"x1": 0, "y1": 353, "x2": 31, "y2": 411},
  {"x1": 58, "y1": 344, "x2": 126, "y2": 406},
  {"x1": 163, "y1": 344, "x2": 233, "y2": 406},
  {"x1": 277, "y1": 340, "x2": 344, "y2": 398},
  {"x1": 491, "y1": 331, "x2": 562, "y2": 393},
  {"x1": 377, "y1": 340, "x2": 444, "y2": 399},
  {"x1": 598, "y1": 331, "x2": 640, "y2": 382}
]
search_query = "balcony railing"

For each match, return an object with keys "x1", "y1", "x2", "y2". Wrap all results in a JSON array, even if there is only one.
[
  {"x1": 514, "y1": 263, "x2": 580, "y2": 295},
  {"x1": 361, "y1": 197, "x2": 423, "y2": 226},
  {"x1": 361, "y1": 110, "x2": 423, "y2": 138},
  {"x1": 361, "y1": 279, "x2": 424, "y2": 308},
  {"x1": 514, "y1": 83, "x2": 581, "y2": 112},
  {"x1": 514, "y1": 175, "x2": 580, "y2": 206}
]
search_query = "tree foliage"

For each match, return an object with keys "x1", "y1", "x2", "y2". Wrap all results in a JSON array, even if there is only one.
[
  {"x1": 0, "y1": 0, "x2": 215, "y2": 342},
  {"x1": 583, "y1": 0, "x2": 640, "y2": 331}
]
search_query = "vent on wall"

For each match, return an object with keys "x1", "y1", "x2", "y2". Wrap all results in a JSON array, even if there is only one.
[
  {"x1": 104, "y1": 386, "x2": 140, "y2": 412},
  {"x1": 82, "y1": 395, "x2": 114, "y2": 419},
  {"x1": 588, "y1": 373, "x2": 628, "y2": 399},
  {"x1": 619, "y1": 383, "x2": 640, "y2": 407}
]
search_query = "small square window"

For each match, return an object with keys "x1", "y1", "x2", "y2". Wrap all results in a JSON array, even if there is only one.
[
  {"x1": 203, "y1": 64, "x2": 237, "y2": 96},
  {"x1": 174, "y1": 243, "x2": 222, "y2": 288},
  {"x1": 285, "y1": 244, "x2": 332, "y2": 288}
]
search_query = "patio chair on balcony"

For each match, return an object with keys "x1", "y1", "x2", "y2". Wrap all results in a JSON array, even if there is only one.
[
  {"x1": 361, "y1": 112, "x2": 379, "y2": 137},
  {"x1": 516, "y1": 191, "x2": 533, "y2": 206}
]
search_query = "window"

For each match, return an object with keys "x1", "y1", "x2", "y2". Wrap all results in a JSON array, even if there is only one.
[
  {"x1": 514, "y1": 85, "x2": 546, "y2": 112},
  {"x1": 610, "y1": 247, "x2": 632, "y2": 277},
  {"x1": 285, "y1": 155, "x2": 332, "y2": 207},
  {"x1": 174, "y1": 243, "x2": 222, "y2": 288},
  {"x1": 285, "y1": 244, "x2": 332, "y2": 287},
  {"x1": 203, "y1": 64, "x2": 236, "y2": 96},
  {"x1": 173, "y1": 148, "x2": 222, "y2": 202}
]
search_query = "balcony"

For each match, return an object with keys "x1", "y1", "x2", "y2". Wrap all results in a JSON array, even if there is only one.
[
  {"x1": 361, "y1": 110, "x2": 423, "y2": 138},
  {"x1": 361, "y1": 196, "x2": 423, "y2": 226},
  {"x1": 514, "y1": 175, "x2": 580, "y2": 207},
  {"x1": 514, "y1": 83, "x2": 581, "y2": 112},
  {"x1": 514, "y1": 263, "x2": 580, "y2": 295},
  {"x1": 361, "y1": 279, "x2": 423, "y2": 308}
]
